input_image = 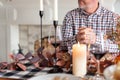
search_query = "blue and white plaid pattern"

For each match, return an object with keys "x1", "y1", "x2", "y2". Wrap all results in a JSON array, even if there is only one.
[
  {"x1": 0, "y1": 62, "x2": 75, "y2": 80},
  {"x1": 61, "y1": 4, "x2": 119, "y2": 54},
  {"x1": 0, "y1": 62, "x2": 52, "y2": 80}
]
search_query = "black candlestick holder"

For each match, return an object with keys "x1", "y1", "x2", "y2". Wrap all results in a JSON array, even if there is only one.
[
  {"x1": 18, "y1": 44, "x2": 23, "y2": 54},
  {"x1": 53, "y1": 20, "x2": 58, "y2": 61},
  {"x1": 39, "y1": 10, "x2": 44, "y2": 54},
  {"x1": 48, "y1": 20, "x2": 63, "y2": 73}
]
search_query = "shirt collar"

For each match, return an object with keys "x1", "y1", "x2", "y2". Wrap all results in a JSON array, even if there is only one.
[{"x1": 94, "y1": 3, "x2": 102, "y2": 16}]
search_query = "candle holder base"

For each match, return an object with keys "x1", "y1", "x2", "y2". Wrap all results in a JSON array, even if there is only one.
[
  {"x1": 66, "y1": 68, "x2": 72, "y2": 74},
  {"x1": 48, "y1": 65, "x2": 63, "y2": 73}
]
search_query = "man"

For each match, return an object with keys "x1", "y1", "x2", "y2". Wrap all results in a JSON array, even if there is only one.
[{"x1": 61, "y1": 0, "x2": 119, "y2": 54}]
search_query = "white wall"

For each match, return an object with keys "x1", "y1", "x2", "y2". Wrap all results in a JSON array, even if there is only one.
[
  {"x1": 114, "y1": 0, "x2": 120, "y2": 14},
  {"x1": 0, "y1": 6, "x2": 8, "y2": 62},
  {"x1": 6, "y1": 0, "x2": 120, "y2": 25},
  {"x1": 2, "y1": 0, "x2": 120, "y2": 25},
  {"x1": 100, "y1": 0, "x2": 120, "y2": 14},
  {"x1": 0, "y1": 24, "x2": 8, "y2": 61},
  {"x1": 0, "y1": 5, "x2": 19, "y2": 62},
  {"x1": 101, "y1": 0, "x2": 116, "y2": 11},
  {"x1": 1, "y1": 0, "x2": 120, "y2": 25},
  {"x1": 10, "y1": 25, "x2": 19, "y2": 54},
  {"x1": 7, "y1": 0, "x2": 78, "y2": 25}
]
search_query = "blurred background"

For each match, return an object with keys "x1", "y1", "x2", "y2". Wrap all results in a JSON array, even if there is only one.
[{"x1": 0, "y1": 0, "x2": 120, "y2": 62}]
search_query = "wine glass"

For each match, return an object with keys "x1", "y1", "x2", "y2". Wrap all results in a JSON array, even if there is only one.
[
  {"x1": 48, "y1": 26, "x2": 62, "y2": 54},
  {"x1": 48, "y1": 25, "x2": 63, "y2": 73},
  {"x1": 90, "y1": 31, "x2": 106, "y2": 80}
]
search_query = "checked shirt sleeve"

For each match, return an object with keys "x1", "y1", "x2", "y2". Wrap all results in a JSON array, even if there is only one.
[
  {"x1": 95, "y1": 34, "x2": 119, "y2": 53},
  {"x1": 60, "y1": 13, "x2": 77, "y2": 54}
]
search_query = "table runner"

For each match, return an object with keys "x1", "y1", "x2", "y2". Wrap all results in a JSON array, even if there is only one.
[{"x1": 0, "y1": 63, "x2": 54, "y2": 80}]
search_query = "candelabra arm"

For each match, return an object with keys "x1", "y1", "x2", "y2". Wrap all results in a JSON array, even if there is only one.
[
  {"x1": 53, "y1": 20, "x2": 58, "y2": 28},
  {"x1": 39, "y1": 11, "x2": 44, "y2": 18},
  {"x1": 39, "y1": 11, "x2": 44, "y2": 54},
  {"x1": 53, "y1": 20, "x2": 58, "y2": 60}
]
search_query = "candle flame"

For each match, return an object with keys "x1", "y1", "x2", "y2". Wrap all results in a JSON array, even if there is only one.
[
  {"x1": 77, "y1": 42, "x2": 80, "y2": 47},
  {"x1": 78, "y1": 42, "x2": 79, "y2": 44}
]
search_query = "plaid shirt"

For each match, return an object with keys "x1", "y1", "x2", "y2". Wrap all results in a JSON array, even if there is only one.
[{"x1": 61, "y1": 4, "x2": 119, "y2": 54}]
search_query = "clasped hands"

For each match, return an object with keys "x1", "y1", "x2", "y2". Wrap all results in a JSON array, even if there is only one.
[{"x1": 76, "y1": 27, "x2": 96, "y2": 44}]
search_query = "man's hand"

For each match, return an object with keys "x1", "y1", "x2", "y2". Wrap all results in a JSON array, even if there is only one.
[{"x1": 76, "y1": 27, "x2": 96, "y2": 44}]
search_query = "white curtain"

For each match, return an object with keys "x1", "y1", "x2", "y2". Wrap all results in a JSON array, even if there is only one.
[{"x1": 100, "y1": 0, "x2": 116, "y2": 12}]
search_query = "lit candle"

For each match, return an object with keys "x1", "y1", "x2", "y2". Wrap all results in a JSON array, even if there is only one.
[
  {"x1": 54, "y1": 0, "x2": 58, "y2": 20},
  {"x1": 72, "y1": 42, "x2": 87, "y2": 77},
  {"x1": 40, "y1": 0, "x2": 43, "y2": 11}
]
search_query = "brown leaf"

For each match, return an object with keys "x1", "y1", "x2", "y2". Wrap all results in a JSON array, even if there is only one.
[{"x1": 17, "y1": 63, "x2": 26, "y2": 71}]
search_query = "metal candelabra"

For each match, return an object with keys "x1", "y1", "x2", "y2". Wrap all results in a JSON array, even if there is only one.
[
  {"x1": 53, "y1": 20, "x2": 58, "y2": 62},
  {"x1": 39, "y1": 10, "x2": 44, "y2": 54},
  {"x1": 48, "y1": 20, "x2": 63, "y2": 73}
]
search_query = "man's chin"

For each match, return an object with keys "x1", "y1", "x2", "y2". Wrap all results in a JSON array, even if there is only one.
[
  {"x1": 79, "y1": 6, "x2": 87, "y2": 10},
  {"x1": 79, "y1": 4, "x2": 93, "y2": 10}
]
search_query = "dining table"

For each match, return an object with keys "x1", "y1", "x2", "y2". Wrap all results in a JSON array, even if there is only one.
[
  {"x1": 0, "y1": 52, "x2": 118, "y2": 80},
  {"x1": 0, "y1": 62, "x2": 56, "y2": 80},
  {"x1": 0, "y1": 62, "x2": 86, "y2": 80}
]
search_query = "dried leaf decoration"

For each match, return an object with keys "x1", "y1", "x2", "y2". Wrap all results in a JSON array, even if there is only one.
[{"x1": 108, "y1": 17, "x2": 120, "y2": 49}]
